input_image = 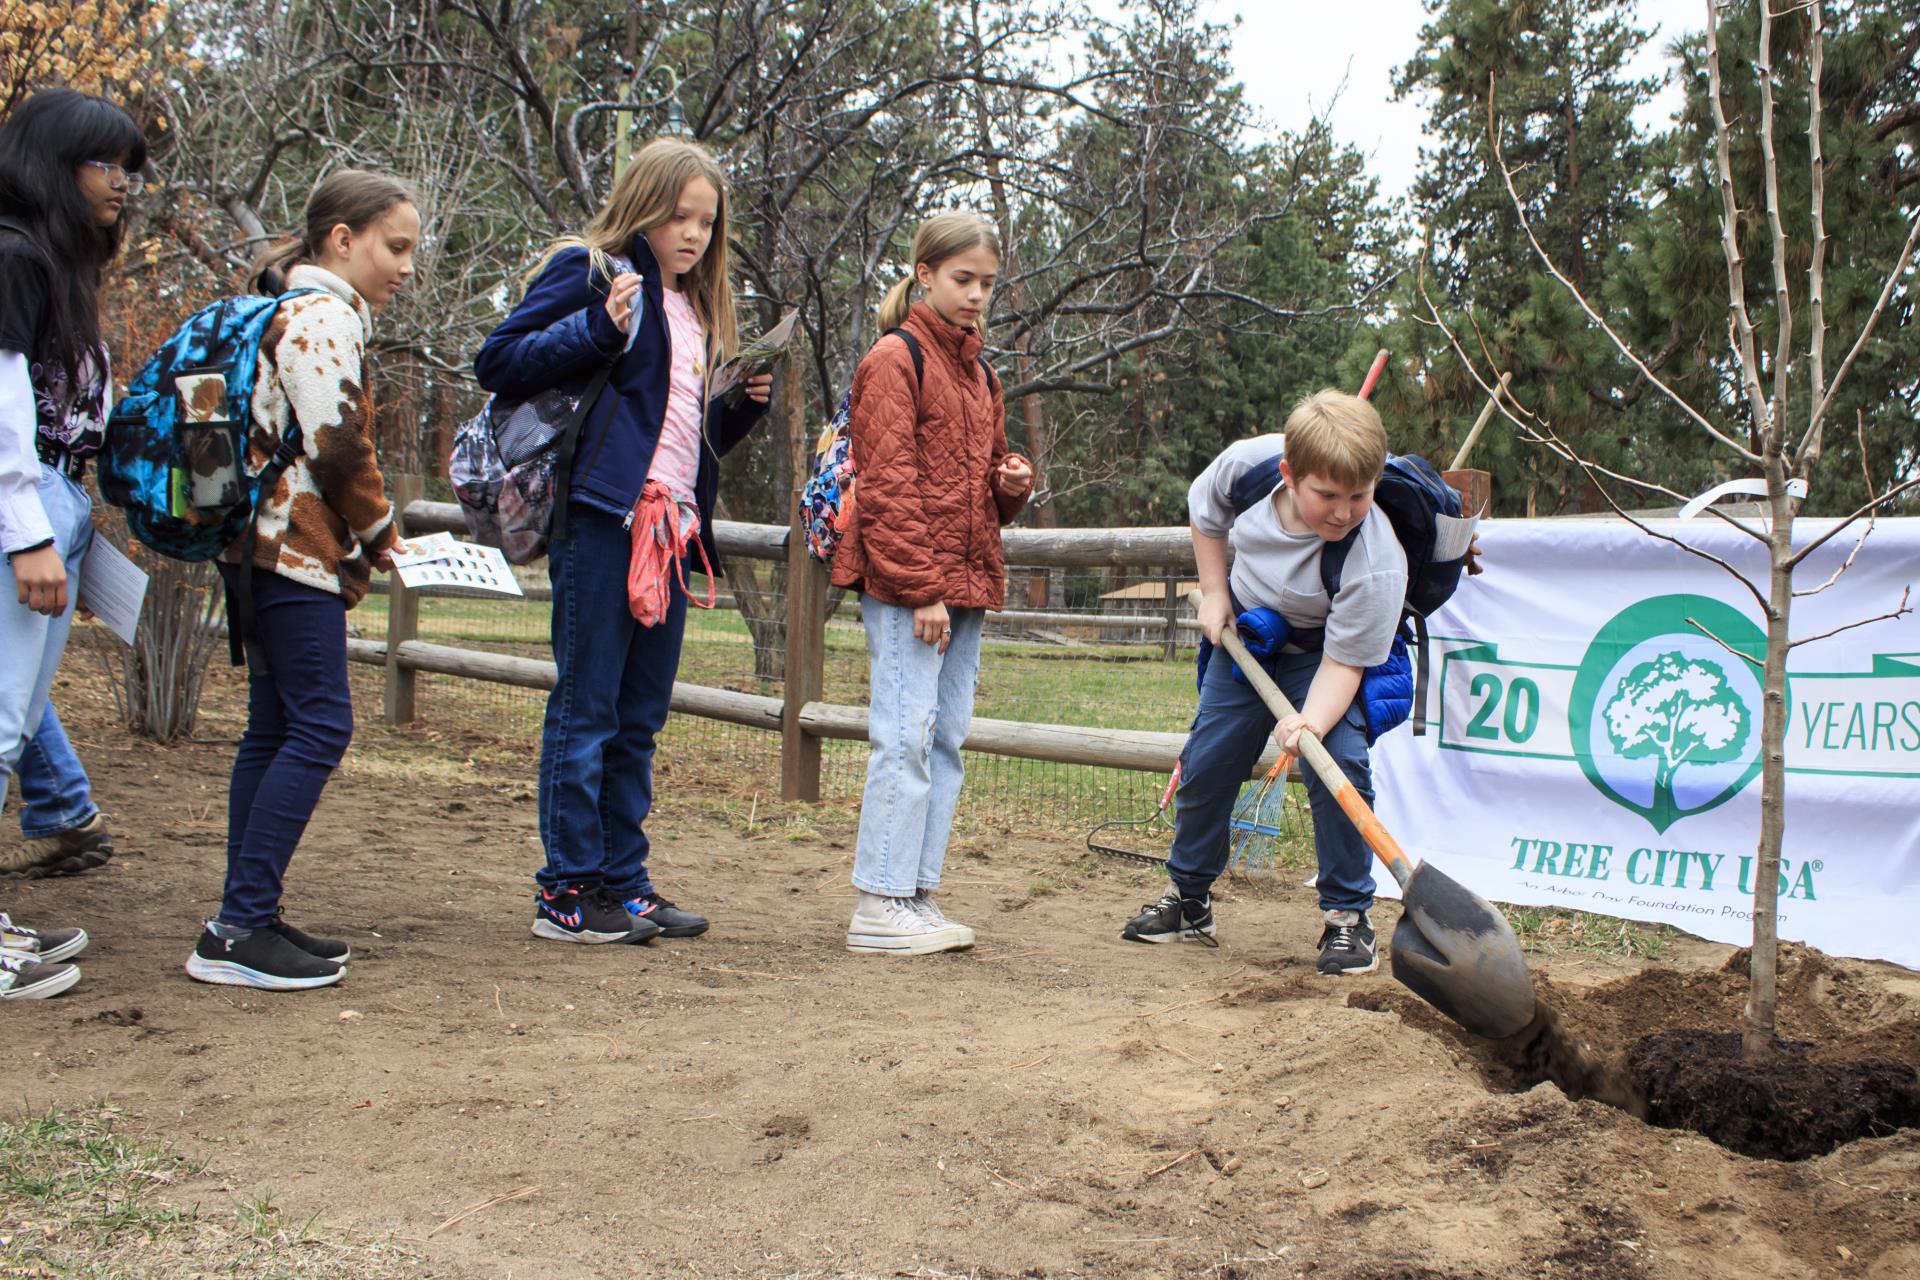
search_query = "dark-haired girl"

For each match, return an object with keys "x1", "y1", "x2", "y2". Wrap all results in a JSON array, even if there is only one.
[
  {"x1": 184, "y1": 169, "x2": 419, "y2": 992},
  {"x1": 0, "y1": 88, "x2": 145, "y2": 1000}
]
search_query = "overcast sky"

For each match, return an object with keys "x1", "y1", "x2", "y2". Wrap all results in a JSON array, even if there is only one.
[{"x1": 1196, "y1": 0, "x2": 1706, "y2": 200}]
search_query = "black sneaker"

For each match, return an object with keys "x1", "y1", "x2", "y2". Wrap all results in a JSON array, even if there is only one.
[
  {"x1": 1316, "y1": 909, "x2": 1378, "y2": 975},
  {"x1": 532, "y1": 884, "x2": 634, "y2": 944},
  {"x1": 265, "y1": 911, "x2": 351, "y2": 963},
  {"x1": 1121, "y1": 890, "x2": 1218, "y2": 946},
  {"x1": 186, "y1": 926, "x2": 344, "y2": 991},
  {"x1": 623, "y1": 893, "x2": 708, "y2": 938},
  {"x1": 0, "y1": 949, "x2": 81, "y2": 1000}
]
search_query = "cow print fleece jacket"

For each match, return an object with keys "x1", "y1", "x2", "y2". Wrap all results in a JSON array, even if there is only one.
[{"x1": 221, "y1": 263, "x2": 396, "y2": 606}]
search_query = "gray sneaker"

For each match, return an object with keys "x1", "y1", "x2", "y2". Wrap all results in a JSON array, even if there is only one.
[
  {"x1": 1315, "y1": 909, "x2": 1377, "y2": 975},
  {"x1": 0, "y1": 913, "x2": 89, "y2": 964},
  {"x1": 0, "y1": 948, "x2": 82, "y2": 1000}
]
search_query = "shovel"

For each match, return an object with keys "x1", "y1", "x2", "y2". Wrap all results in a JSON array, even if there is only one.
[{"x1": 1193, "y1": 591, "x2": 1537, "y2": 1040}]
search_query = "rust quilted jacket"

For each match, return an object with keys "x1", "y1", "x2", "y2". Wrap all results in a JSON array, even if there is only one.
[{"x1": 830, "y1": 302, "x2": 1028, "y2": 609}]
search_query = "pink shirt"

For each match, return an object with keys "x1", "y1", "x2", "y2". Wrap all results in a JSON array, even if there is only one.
[{"x1": 647, "y1": 288, "x2": 707, "y2": 504}]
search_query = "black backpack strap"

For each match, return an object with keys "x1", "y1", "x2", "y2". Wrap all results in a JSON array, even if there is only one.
[
  {"x1": 1317, "y1": 527, "x2": 1360, "y2": 599},
  {"x1": 1410, "y1": 613, "x2": 1433, "y2": 736},
  {"x1": 1228, "y1": 452, "x2": 1284, "y2": 519},
  {"x1": 548, "y1": 360, "x2": 617, "y2": 546},
  {"x1": 881, "y1": 327, "x2": 925, "y2": 389},
  {"x1": 226, "y1": 425, "x2": 306, "y2": 668},
  {"x1": 978, "y1": 355, "x2": 998, "y2": 393}
]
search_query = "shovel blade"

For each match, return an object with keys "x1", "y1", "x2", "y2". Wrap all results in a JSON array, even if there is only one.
[{"x1": 1389, "y1": 862, "x2": 1536, "y2": 1040}]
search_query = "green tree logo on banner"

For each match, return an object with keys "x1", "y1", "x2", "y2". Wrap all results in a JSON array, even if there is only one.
[
  {"x1": 1570, "y1": 596, "x2": 1770, "y2": 832},
  {"x1": 1602, "y1": 652, "x2": 1753, "y2": 830}
]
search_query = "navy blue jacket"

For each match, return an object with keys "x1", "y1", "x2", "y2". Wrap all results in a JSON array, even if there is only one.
[{"x1": 472, "y1": 235, "x2": 767, "y2": 568}]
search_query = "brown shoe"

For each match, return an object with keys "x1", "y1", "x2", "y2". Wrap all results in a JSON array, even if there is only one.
[{"x1": 0, "y1": 812, "x2": 115, "y2": 880}]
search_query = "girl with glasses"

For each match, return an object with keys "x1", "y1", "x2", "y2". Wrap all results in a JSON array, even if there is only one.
[{"x1": 0, "y1": 88, "x2": 147, "y2": 999}]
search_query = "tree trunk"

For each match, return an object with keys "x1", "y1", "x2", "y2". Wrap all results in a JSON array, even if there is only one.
[{"x1": 1744, "y1": 448, "x2": 1794, "y2": 1056}]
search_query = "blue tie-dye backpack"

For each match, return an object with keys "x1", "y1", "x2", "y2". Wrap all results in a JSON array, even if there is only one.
[{"x1": 99, "y1": 289, "x2": 319, "y2": 561}]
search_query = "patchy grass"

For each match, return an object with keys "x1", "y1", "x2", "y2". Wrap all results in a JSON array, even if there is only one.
[
  {"x1": 0, "y1": 1106, "x2": 434, "y2": 1278},
  {"x1": 1503, "y1": 904, "x2": 1674, "y2": 959}
]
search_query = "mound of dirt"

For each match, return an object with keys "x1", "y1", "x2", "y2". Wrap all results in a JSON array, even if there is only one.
[
  {"x1": 1356, "y1": 944, "x2": 1920, "y2": 1161},
  {"x1": 1627, "y1": 1030, "x2": 1920, "y2": 1161}
]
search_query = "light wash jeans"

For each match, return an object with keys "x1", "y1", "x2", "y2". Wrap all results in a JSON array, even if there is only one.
[
  {"x1": 1, "y1": 465, "x2": 92, "y2": 779},
  {"x1": 14, "y1": 704, "x2": 99, "y2": 838},
  {"x1": 851, "y1": 596, "x2": 985, "y2": 898}
]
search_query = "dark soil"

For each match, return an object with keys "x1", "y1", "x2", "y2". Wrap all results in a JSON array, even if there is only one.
[
  {"x1": 1628, "y1": 1030, "x2": 1920, "y2": 1161},
  {"x1": 1352, "y1": 945, "x2": 1920, "y2": 1162}
]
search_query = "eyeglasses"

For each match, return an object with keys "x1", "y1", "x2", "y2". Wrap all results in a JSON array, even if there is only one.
[{"x1": 82, "y1": 160, "x2": 144, "y2": 195}]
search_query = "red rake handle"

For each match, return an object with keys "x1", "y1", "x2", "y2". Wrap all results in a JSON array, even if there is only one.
[{"x1": 1357, "y1": 348, "x2": 1389, "y2": 400}]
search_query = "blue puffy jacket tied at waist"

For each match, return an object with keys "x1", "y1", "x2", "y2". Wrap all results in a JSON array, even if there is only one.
[{"x1": 1195, "y1": 606, "x2": 1414, "y2": 745}]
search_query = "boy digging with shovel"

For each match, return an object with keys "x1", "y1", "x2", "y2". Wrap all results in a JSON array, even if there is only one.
[{"x1": 1121, "y1": 390, "x2": 1410, "y2": 974}]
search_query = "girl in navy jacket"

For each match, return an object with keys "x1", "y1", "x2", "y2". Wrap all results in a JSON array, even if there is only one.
[{"x1": 475, "y1": 139, "x2": 769, "y2": 946}]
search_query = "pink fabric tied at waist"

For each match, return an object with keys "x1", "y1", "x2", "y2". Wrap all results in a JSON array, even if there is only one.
[{"x1": 627, "y1": 479, "x2": 715, "y2": 626}]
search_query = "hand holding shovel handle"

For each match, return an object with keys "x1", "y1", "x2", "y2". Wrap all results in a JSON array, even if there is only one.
[
  {"x1": 1188, "y1": 589, "x2": 1538, "y2": 1040},
  {"x1": 1192, "y1": 591, "x2": 1414, "y2": 891}
]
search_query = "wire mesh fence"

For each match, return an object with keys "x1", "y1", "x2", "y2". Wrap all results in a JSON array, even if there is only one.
[{"x1": 349, "y1": 556, "x2": 1309, "y2": 845}]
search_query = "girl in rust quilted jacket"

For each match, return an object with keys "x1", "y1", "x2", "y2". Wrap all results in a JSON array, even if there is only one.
[{"x1": 835, "y1": 213, "x2": 1032, "y2": 956}]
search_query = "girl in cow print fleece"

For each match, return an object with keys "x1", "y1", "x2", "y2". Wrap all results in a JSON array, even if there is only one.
[
  {"x1": 185, "y1": 171, "x2": 419, "y2": 994},
  {"x1": 835, "y1": 212, "x2": 1033, "y2": 957}
]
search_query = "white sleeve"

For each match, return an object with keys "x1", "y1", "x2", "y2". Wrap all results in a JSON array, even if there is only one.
[{"x1": 0, "y1": 351, "x2": 52, "y2": 555}]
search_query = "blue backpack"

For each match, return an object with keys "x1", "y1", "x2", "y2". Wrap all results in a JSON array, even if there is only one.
[
  {"x1": 99, "y1": 289, "x2": 320, "y2": 562},
  {"x1": 1208, "y1": 447, "x2": 1471, "y2": 739}
]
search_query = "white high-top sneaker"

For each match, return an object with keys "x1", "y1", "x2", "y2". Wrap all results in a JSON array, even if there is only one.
[
  {"x1": 846, "y1": 891, "x2": 972, "y2": 955},
  {"x1": 911, "y1": 891, "x2": 976, "y2": 948}
]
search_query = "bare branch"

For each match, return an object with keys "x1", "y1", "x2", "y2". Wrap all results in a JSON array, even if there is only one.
[
  {"x1": 1785, "y1": 587, "x2": 1913, "y2": 651},
  {"x1": 1485, "y1": 71, "x2": 1761, "y2": 463},
  {"x1": 1685, "y1": 616, "x2": 1765, "y2": 668},
  {"x1": 1703, "y1": 7, "x2": 1776, "y2": 446},
  {"x1": 1801, "y1": 1, "x2": 1829, "y2": 475},
  {"x1": 1756, "y1": 0, "x2": 1794, "y2": 455}
]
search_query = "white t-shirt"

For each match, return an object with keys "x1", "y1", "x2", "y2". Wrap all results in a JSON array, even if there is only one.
[{"x1": 1188, "y1": 434, "x2": 1407, "y2": 668}]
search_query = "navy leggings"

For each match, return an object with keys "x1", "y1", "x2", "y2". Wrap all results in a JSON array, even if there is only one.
[{"x1": 215, "y1": 563, "x2": 353, "y2": 928}]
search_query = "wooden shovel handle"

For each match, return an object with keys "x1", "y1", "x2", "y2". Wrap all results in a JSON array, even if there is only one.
[{"x1": 1195, "y1": 592, "x2": 1415, "y2": 890}]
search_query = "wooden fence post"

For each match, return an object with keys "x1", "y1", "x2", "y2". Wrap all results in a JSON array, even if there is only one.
[
  {"x1": 779, "y1": 349, "x2": 825, "y2": 801},
  {"x1": 384, "y1": 474, "x2": 423, "y2": 726}
]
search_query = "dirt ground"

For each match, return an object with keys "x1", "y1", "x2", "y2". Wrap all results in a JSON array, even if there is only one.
[{"x1": 4, "y1": 661, "x2": 1917, "y2": 1279}]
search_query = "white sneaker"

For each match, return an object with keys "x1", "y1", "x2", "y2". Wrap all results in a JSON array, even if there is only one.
[
  {"x1": 911, "y1": 891, "x2": 976, "y2": 947},
  {"x1": 847, "y1": 891, "x2": 972, "y2": 955}
]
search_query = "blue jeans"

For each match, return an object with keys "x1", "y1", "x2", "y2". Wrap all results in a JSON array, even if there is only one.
[
  {"x1": 14, "y1": 704, "x2": 98, "y2": 838},
  {"x1": 537, "y1": 503, "x2": 687, "y2": 899},
  {"x1": 1, "y1": 465, "x2": 91, "y2": 778},
  {"x1": 1169, "y1": 646, "x2": 1377, "y2": 913},
  {"x1": 851, "y1": 596, "x2": 985, "y2": 898},
  {"x1": 216, "y1": 562, "x2": 354, "y2": 928}
]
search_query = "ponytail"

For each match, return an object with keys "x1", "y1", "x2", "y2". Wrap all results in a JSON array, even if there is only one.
[
  {"x1": 876, "y1": 276, "x2": 916, "y2": 333},
  {"x1": 876, "y1": 211, "x2": 1000, "y2": 337},
  {"x1": 252, "y1": 168, "x2": 417, "y2": 293}
]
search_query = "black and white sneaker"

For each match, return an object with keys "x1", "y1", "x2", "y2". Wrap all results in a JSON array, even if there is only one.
[
  {"x1": 265, "y1": 911, "x2": 351, "y2": 964},
  {"x1": 624, "y1": 893, "x2": 708, "y2": 939},
  {"x1": 1315, "y1": 909, "x2": 1377, "y2": 975},
  {"x1": 1121, "y1": 890, "x2": 1218, "y2": 946},
  {"x1": 532, "y1": 884, "x2": 635, "y2": 944},
  {"x1": 186, "y1": 925, "x2": 344, "y2": 991},
  {"x1": 0, "y1": 948, "x2": 81, "y2": 999}
]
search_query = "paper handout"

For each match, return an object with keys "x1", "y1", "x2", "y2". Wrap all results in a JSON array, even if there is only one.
[
  {"x1": 392, "y1": 538, "x2": 525, "y2": 598},
  {"x1": 77, "y1": 537, "x2": 150, "y2": 646}
]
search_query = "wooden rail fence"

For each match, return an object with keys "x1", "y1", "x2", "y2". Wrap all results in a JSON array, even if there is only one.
[{"x1": 363, "y1": 487, "x2": 1288, "y2": 801}]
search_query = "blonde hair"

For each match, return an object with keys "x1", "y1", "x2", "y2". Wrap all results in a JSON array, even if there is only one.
[
  {"x1": 877, "y1": 211, "x2": 1001, "y2": 335},
  {"x1": 524, "y1": 138, "x2": 739, "y2": 358},
  {"x1": 1283, "y1": 390, "x2": 1388, "y2": 489}
]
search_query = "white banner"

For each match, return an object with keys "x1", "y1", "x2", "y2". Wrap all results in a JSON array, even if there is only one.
[{"x1": 1372, "y1": 516, "x2": 1920, "y2": 970}]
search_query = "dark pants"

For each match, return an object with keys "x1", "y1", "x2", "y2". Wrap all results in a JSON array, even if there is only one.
[
  {"x1": 216, "y1": 562, "x2": 353, "y2": 928},
  {"x1": 536, "y1": 503, "x2": 688, "y2": 900},
  {"x1": 1169, "y1": 646, "x2": 1377, "y2": 913}
]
